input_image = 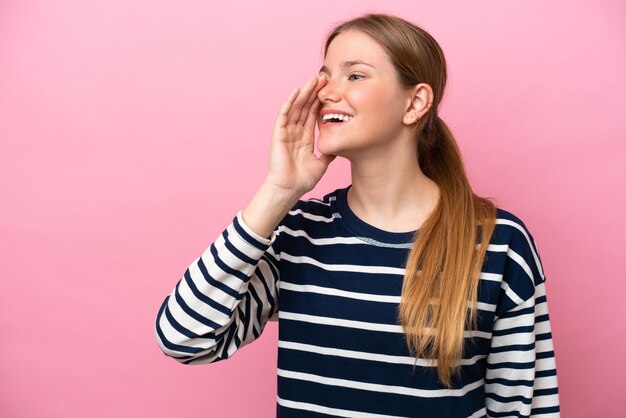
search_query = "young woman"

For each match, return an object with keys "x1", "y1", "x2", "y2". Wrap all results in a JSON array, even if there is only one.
[{"x1": 155, "y1": 13, "x2": 560, "y2": 418}]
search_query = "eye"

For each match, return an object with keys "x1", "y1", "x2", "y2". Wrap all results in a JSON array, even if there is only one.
[{"x1": 348, "y1": 73, "x2": 364, "y2": 81}]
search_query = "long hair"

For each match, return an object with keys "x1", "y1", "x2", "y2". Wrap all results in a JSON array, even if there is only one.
[{"x1": 322, "y1": 13, "x2": 497, "y2": 388}]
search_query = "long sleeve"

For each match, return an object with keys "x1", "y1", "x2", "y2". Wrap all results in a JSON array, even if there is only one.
[
  {"x1": 485, "y1": 220, "x2": 560, "y2": 417},
  {"x1": 154, "y1": 210, "x2": 282, "y2": 365}
]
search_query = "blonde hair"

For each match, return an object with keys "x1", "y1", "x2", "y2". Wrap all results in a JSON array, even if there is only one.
[{"x1": 322, "y1": 13, "x2": 497, "y2": 388}]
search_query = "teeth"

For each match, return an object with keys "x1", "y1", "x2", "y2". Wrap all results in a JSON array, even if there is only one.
[{"x1": 322, "y1": 113, "x2": 354, "y2": 122}]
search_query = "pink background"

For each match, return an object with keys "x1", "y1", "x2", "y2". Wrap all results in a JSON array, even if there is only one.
[{"x1": 1, "y1": 1, "x2": 625, "y2": 417}]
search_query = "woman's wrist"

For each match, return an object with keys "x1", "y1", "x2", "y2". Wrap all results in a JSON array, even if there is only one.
[{"x1": 241, "y1": 181, "x2": 302, "y2": 240}]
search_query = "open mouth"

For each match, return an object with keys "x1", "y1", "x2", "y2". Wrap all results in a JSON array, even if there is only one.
[{"x1": 321, "y1": 114, "x2": 354, "y2": 125}]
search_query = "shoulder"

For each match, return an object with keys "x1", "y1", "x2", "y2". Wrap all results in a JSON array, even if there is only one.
[
  {"x1": 277, "y1": 187, "x2": 343, "y2": 230},
  {"x1": 298, "y1": 188, "x2": 339, "y2": 210},
  {"x1": 492, "y1": 207, "x2": 541, "y2": 259},
  {"x1": 289, "y1": 188, "x2": 340, "y2": 216},
  {"x1": 490, "y1": 206, "x2": 548, "y2": 312},
  {"x1": 494, "y1": 207, "x2": 532, "y2": 238}
]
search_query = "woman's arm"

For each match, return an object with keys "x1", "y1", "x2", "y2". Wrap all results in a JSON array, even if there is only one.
[
  {"x1": 153, "y1": 196, "x2": 288, "y2": 364},
  {"x1": 485, "y1": 222, "x2": 560, "y2": 417},
  {"x1": 154, "y1": 74, "x2": 332, "y2": 364}
]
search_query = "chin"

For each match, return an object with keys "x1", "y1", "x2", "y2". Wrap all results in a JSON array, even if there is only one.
[
  {"x1": 318, "y1": 131, "x2": 382, "y2": 160},
  {"x1": 317, "y1": 135, "x2": 348, "y2": 157}
]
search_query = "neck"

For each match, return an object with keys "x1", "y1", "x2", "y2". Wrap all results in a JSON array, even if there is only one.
[{"x1": 347, "y1": 145, "x2": 440, "y2": 233}]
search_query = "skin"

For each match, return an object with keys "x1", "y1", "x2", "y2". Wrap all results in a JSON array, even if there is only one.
[
  {"x1": 244, "y1": 29, "x2": 441, "y2": 239},
  {"x1": 316, "y1": 29, "x2": 440, "y2": 232}
]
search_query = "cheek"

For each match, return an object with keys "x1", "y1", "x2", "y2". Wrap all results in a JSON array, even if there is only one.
[
  {"x1": 348, "y1": 86, "x2": 397, "y2": 117},
  {"x1": 347, "y1": 89, "x2": 374, "y2": 110}
]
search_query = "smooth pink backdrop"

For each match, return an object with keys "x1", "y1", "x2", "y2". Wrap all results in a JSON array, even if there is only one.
[{"x1": 1, "y1": 1, "x2": 625, "y2": 417}]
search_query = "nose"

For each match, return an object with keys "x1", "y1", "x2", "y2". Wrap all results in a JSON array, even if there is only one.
[{"x1": 318, "y1": 75, "x2": 339, "y2": 102}]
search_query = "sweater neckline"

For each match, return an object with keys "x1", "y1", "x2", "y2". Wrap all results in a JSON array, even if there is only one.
[{"x1": 334, "y1": 184, "x2": 418, "y2": 245}]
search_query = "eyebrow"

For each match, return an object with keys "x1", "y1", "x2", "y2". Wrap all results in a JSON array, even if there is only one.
[{"x1": 318, "y1": 60, "x2": 375, "y2": 74}]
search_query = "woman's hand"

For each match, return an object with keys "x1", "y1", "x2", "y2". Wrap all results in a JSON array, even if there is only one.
[{"x1": 264, "y1": 74, "x2": 336, "y2": 196}]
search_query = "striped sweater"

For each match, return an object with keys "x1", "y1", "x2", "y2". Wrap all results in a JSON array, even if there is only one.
[{"x1": 155, "y1": 185, "x2": 560, "y2": 417}]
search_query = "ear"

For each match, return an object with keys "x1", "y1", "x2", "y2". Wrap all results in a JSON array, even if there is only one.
[{"x1": 403, "y1": 83, "x2": 434, "y2": 125}]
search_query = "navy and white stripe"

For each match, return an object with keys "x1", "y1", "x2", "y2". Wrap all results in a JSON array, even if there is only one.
[{"x1": 155, "y1": 185, "x2": 560, "y2": 417}]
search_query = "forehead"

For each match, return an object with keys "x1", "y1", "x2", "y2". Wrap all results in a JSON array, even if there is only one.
[{"x1": 322, "y1": 30, "x2": 392, "y2": 70}]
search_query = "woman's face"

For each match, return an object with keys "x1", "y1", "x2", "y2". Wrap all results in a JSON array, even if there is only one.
[{"x1": 316, "y1": 29, "x2": 412, "y2": 158}]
